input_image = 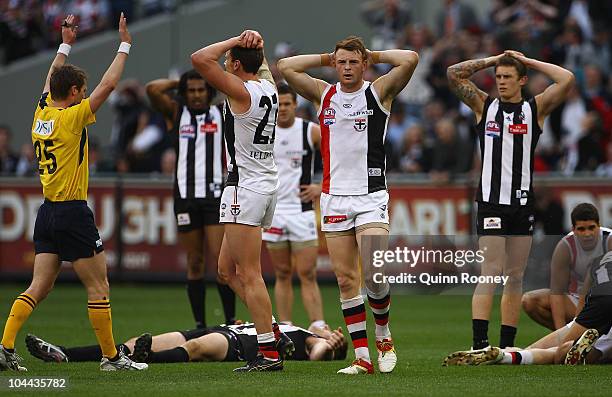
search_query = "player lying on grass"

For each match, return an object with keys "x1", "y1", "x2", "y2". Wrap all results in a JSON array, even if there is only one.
[
  {"x1": 444, "y1": 251, "x2": 612, "y2": 366},
  {"x1": 25, "y1": 323, "x2": 348, "y2": 364}
]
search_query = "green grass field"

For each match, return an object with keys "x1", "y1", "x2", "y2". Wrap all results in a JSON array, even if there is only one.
[{"x1": 1, "y1": 283, "x2": 611, "y2": 396}]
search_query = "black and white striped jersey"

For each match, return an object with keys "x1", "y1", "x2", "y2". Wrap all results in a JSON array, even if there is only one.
[
  {"x1": 173, "y1": 104, "x2": 224, "y2": 200},
  {"x1": 476, "y1": 96, "x2": 542, "y2": 206}
]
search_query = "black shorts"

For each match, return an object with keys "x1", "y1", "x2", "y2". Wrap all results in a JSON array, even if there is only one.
[
  {"x1": 174, "y1": 199, "x2": 221, "y2": 232},
  {"x1": 179, "y1": 327, "x2": 242, "y2": 361},
  {"x1": 575, "y1": 294, "x2": 612, "y2": 335},
  {"x1": 476, "y1": 201, "x2": 535, "y2": 236},
  {"x1": 34, "y1": 200, "x2": 104, "y2": 262}
]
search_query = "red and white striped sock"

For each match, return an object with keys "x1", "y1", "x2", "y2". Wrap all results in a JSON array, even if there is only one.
[
  {"x1": 341, "y1": 295, "x2": 370, "y2": 363},
  {"x1": 367, "y1": 287, "x2": 391, "y2": 341}
]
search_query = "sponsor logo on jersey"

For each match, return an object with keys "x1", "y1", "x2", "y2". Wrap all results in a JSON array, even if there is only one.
[
  {"x1": 323, "y1": 108, "x2": 336, "y2": 125},
  {"x1": 324, "y1": 215, "x2": 348, "y2": 224},
  {"x1": 230, "y1": 204, "x2": 241, "y2": 216},
  {"x1": 249, "y1": 151, "x2": 273, "y2": 160},
  {"x1": 95, "y1": 239, "x2": 103, "y2": 247},
  {"x1": 177, "y1": 213, "x2": 191, "y2": 226},
  {"x1": 485, "y1": 121, "x2": 500, "y2": 138},
  {"x1": 179, "y1": 124, "x2": 196, "y2": 139},
  {"x1": 354, "y1": 118, "x2": 367, "y2": 132},
  {"x1": 200, "y1": 122, "x2": 218, "y2": 134},
  {"x1": 368, "y1": 168, "x2": 382, "y2": 176},
  {"x1": 515, "y1": 190, "x2": 529, "y2": 199},
  {"x1": 509, "y1": 124, "x2": 528, "y2": 134},
  {"x1": 348, "y1": 110, "x2": 373, "y2": 118},
  {"x1": 291, "y1": 157, "x2": 301, "y2": 168},
  {"x1": 483, "y1": 217, "x2": 502, "y2": 229},
  {"x1": 343, "y1": 103, "x2": 352, "y2": 108},
  {"x1": 33, "y1": 119, "x2": 54, "y2": 136}
]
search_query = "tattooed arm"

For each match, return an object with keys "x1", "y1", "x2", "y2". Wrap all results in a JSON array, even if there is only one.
[{"x1": 447, "y1": 54, "x2": 502, "y2": 122}]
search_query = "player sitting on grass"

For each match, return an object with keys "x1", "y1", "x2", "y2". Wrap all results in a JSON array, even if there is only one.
[
  {"x1": 444, "y1": 251, "x2": 612, "y2": 366},
  {"x1": 25, "y1": 323, "x2": 348, "y2": 364}
]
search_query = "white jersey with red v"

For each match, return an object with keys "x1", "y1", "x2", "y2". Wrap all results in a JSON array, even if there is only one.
[{"x1": 318, "y1": 81, "x2": 389, "y2": 195}]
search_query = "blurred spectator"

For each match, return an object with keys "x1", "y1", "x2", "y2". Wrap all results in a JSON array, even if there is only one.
[
  {"x1": 0, "y1": 1, "x2": 43, "y2": 64},
  {"x1": 397, "y1": 123, "x2": 432, "y2": 173},
  {"x1": 575, "y1": 112, "x2": 605, "y2": 172},
  {"x1": 109, "y1": 79, "x2": 147, "y2": 161},
  {"x1": 159, "y1": 147, "x2": 176, "y2": 176},
  {"x1": 15, "y1": 142, "x2": 37, "y2": 176},
  {"x1": 533, "y1": 186, "x2": 566, "y2": 235},
  {"x1": 386, "y1": 101, "x2": 415, "y2": 152},
  {"x1": 126, "y1": 110, "x2": 166, "y2": 173},
  {"x1": 557, "y1": 84, "x2": 587, "y2": 173},
  {"x1": 429, "y1": 117, "x2": 466, "y2": 183},
  {"x1": 0, "y1": 125, "x2": 18, "y2": 174},
  {"x1": 581, "y1": 64, "x2": 611, "y2": 138},
  {"x1": 595, "y1": 142, "x2": 612, "y2": 177},
  {"x1": 71, "y1": 0, "x2": 110, "y2": 37},
  {"x1": 436, "y1": 0, "x2": 479, "y2": 37},
  {"x1": 141, "y1": 0, "x2": 176, "y2": 16},
  {"x1": 361, "y1": 0, "x2": 411, "y2": 50}
]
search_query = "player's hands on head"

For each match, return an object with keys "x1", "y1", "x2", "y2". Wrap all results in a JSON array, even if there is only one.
[
  {"x1": 118, "y1": 12, "x2": 132, "y2": 44},
  {"x1": 325, "y1": 327, "x2": 344, "y2": 351},
  {"x1": 238, "y1": 30, "x2": 264, "y2": 49},
  {"x1": 61, "y1": 14, "x2": 78, "y2": 45},
  {"x1": 504, "y1": 50, "x2": 527, "y2": 62},
  {"x1": 299, "y1": 184, "x2": 321, "y2": 203}
]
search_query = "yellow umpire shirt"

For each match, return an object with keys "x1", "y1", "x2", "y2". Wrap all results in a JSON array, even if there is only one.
[{"x1": 31, "y1": 92, "x2": 96, "y2": 201}]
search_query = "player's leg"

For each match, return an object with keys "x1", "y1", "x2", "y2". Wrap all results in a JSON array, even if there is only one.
[
  {"x1": 178, "y1": 227, "x2": 207, "y2": 328},
  {"x1": 267, "y1": 242, "x2": 294, "y2": 322},
  {"x1": 124, "y1": 331, "x2": 187, "y2": 353},
  {"x1": 1, "y1": 254, "x2": 60, "y2": 371},
  {"x1": 521, "y1": 289, "x2": 555, "y2": 330},
  {"x1": 527, "y1": 323, "x2": 571, "y2": 349},
  {"x1": 293, "y1": 243, "x2": 324, "y2": 326},
  {"x1": 472, "y1": 235, "x2": 506, "y2": 349},
  {"x1": 72, "y1": 252, "x2": 118, "y2": 360},
  {"x1": 205, "y1": 223, "x2": 236, "y2": 324},
  {"x1": 217, "y1": 233, "x2": 246, "y2": 302},
  {"x1": 500, "y1": 235, "x2": 532, "y2": 347},
  {"x1": 444, "y1": 346, "x2": 555, "y2": 365}
]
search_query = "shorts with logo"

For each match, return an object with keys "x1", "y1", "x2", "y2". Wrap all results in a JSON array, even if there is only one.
[
  {"x1": 476, "y1": 201, "x2": 535, "y2": 236},
  {"x1": 219, "y1": 185, "x2": 277, "y2": 229},
  {"x1": 320, "y1": 190, "x2": 389, "y2": 232},
  {"x1": 34, "y1": 199, "x2": 104, "y2": 262},
  {"x1": 262, "y1": 210, "x2": 318, "y2": 243},
  {"x1": 174, "y1": 198, "x2": 221, "y2": 233}
]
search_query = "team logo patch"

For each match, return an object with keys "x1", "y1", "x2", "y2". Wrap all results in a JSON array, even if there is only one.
[
  {"x1": 33, "y1": 119, "x2": 54, "y2": 136},
  {"x1": 291, "y1": 157, "x2": 301, "y2": 168},
  {"x1": 485, "y1": 121, "x2": 500, "y2": 138},
  {"x1": 368, "y1": 168, "x2": 382, "y2": 176},
  {"x1": 323, "y1": 108, "x2": 336, "y2": 125},
  {"x1": 324, "y1": 215, "x2": 348, "y2": 224},
  {"x1": 483, "y1": 217, "x2": 502, "y2": 230},
  {"x1": 95, "y1": 239, "x2": 103, "y2": 248},
  {"x1": 179, "y1": 124, "x2": 196, "y2": 139},
  {"x1": 354, "y1": 118, "x2": 367, "y2": 132},
  {"x1": 230, "y1": 204, "x2": 241, "y2": 216},
  {"x1": 200, "y1": 122, "x2": 218, "y2": 134},
  {"x1": 177, "y1": 213, "x2": 191, "y2": 226},
  {"x1": 509, "y1": 124, "x2": 528, "y2": 134},
  {"x1": 265, "y1": 227, "x2": 284, "y2": 236}
]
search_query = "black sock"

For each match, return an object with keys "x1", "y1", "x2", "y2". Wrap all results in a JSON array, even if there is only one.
[
  {"x1": 187, "y1": 278, "x2": 206, "y2": 328},
  {"x1": 216, "y1": 282, "x2": 236, "y2": 324},
  {"x1": 500, "y1": 324, "x2": 517, "y2": 349},
  {"x1": 63, "y1": 344, "x2": 126, "y2": 362},
  {"x1": 149, "y1": 347, "x2": 189, "y2": 363},
  {"x1": 472, "y1": 319, "x2": 489, "y2": 349}
]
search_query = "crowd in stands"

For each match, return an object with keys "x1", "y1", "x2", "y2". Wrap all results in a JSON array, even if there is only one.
[{"x1": 0, "y1": 0, "x2": 610, "y2": 181}]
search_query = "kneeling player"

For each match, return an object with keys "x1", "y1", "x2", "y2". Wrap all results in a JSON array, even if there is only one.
[
  {"x1": 25, "y1": 323, "x2": 347, "y2": 364},
  {"x1": 444, "y1": 251, "x2": 612, "y2": 366}
]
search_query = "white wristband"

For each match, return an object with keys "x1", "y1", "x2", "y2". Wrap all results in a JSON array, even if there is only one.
[
  {"x1": 118, "y1": 42, "x2": 131, "y2": 55},
  {"x1": 57, "y1": 43, "x2": 71, "y2": 56}
]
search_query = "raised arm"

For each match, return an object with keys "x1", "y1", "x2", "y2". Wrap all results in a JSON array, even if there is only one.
[
  {"x1": 504, "y1": 50, "x2": 574, "y2": 124},
  {"x1": 145, "y1": 78, "x2": 179, "y2": 124},
  {"x1": 277, "y1": 54, "x2": 329, "y2": 107},
  {"x1": 447, "y1": 54, "x2": 502, "y2": 121},
  {"x1": 190, "y1": 31, "x2": 259, "y2": 104},
  {"x1": 43, "y1": 15, "x2": 77, "y2": 93},
  {"x1": 371, "y1": 49, "x2": 419, "y2": 111},
  {"x1": 549, "y1": 241, "x2": 572, "y2": 330},
  {"x1": 89, "y1": 13, "x2": 132, "y2": 114}
]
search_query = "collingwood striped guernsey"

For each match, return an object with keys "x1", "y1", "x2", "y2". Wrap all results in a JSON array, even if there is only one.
[
  {"x1": 476, "y1": 96, "x2": 542, "y2": 206},
  {"x1": 173, "y1": 104, "x2": 224, "y2": 200}
]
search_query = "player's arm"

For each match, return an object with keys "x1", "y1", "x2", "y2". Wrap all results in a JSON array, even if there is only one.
[
  {"x1": 190, "y1": 31, "x2": 256, "y2": 104},
  {"x1": 42, "y1": 15, "x2": 77, "y2": 94},
  {"x1": 550, "y1": 241, "x2": 572, "y2": 329},
  {"x1": 277, "y1": 54, "x2": 329, "y2": 108},
  {"x1": 370, "y1": 49, "x2": 419, "y2": 111},
  {"x1": 257, "y1": 57, "x2": 275, "y2": 86},
  {"x1": 310, "y1": 123, "x2": 321, "y2": 150},
  {"x1": 447, "y1": 54, "x2": 503, "y2": 122},
  {"x1": 88, "y1": 13, "x2": 131, "y2": 114},
  {"x1": 504, "y1": 50, "x2": 574, "y2": 124},
  {"x1": 145, "y1": 78, "x2": 179, "y2": 125}
]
